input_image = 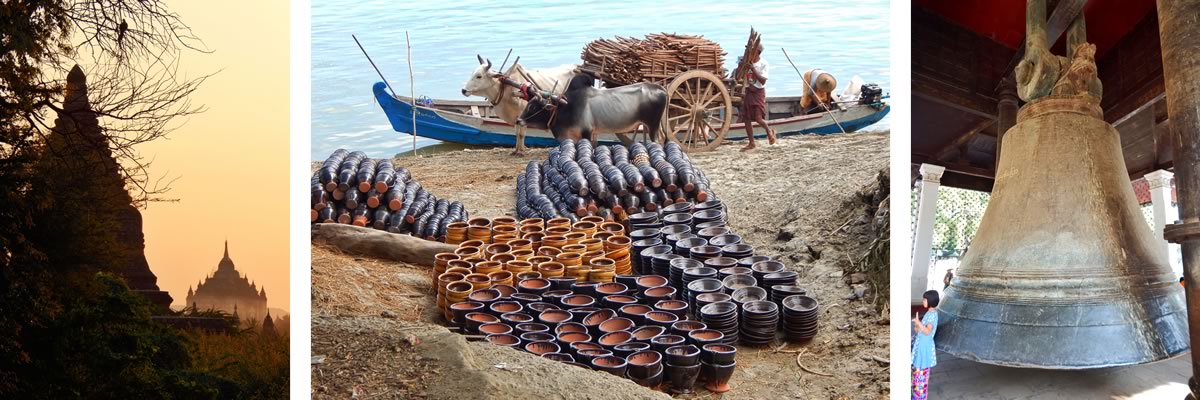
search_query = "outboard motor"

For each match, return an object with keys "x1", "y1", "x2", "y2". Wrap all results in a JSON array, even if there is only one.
[{"x1": 858, "y1": 83, "x2": 883, "y2": 105}]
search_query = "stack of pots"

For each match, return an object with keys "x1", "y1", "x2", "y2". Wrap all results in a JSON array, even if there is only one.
[
  {"x1": 782, "y1": 295, "x2": 820, "y2": 341},
  {"x1": 700, "y1": 343, "x2": 738, "y2": 393}
]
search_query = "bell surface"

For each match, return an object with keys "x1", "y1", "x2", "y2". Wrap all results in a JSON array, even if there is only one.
[{"x1": 936, "y1": 95, "x2": 1190, "y2": 369}]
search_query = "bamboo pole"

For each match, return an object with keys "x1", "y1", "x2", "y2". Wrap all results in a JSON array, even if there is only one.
[
  {"x1": 780, "y1": 47, "x2": 845, "y2": 134},
  {"x1": 406, "y1": 31, "x2": 417, "y2": 156}
]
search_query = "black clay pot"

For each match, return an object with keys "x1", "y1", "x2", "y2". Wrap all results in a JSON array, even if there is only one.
[
  {"x1": 650, "y1": 334, "x2": 686, "y2": 354},
  {"x1": 626, "y1": 362, "x2": 664, "y2": 388},
  {"x1": 665, "y1": 344, "x2": 701, "y2": 366},
  {"x1": 575, "y1": 348, "x2": 613, "y2": 365},
  {"x1": 591, "y1": 355, "x2": 628, "y2": 377},
  {"x1": 701, "y1": 343, "x2": 738, "y2": 365},
  {"x1": 701, "y1": 360, "x2": 737, "y2": 393},
  {"x1": 665, "y1": 362, "x2": 701, "y2": 394},
  {"x1": 613, "y1": 342, "x2": 651, "y2": 359}
]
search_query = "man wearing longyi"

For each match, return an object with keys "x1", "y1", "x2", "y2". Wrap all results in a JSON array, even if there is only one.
[{"x1": 741, "y1": 43, "x2": 776, "y2": 151}]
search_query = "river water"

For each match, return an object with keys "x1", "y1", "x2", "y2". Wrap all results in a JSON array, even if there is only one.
[{"x1": 311, "y1": 0, "x2": 891, "y2": 159}]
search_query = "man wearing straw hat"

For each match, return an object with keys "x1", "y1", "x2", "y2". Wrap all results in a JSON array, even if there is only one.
[{"x1": 741, "y1": 42, "x2": 776, "y2": 151}]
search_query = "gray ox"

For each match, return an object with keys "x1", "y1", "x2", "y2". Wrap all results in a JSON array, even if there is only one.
[
  {"x1": 461, "y1": 55, "x2": 576, "y2": 155},
  {"x1": 516, "y1": 74, "x2": 668, "y2": 146}
]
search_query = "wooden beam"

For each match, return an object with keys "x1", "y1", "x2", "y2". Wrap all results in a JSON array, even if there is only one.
[
  {"x1": 999, "y1": 0, "x2": 1091, "y2": 87},
  {"x1": 935, "y1": 119, "x2": 997, "y2": 161},
  {"x1": 912, "y1": 155, "x2": 996, "y2": 179},
  {"x1": 913, "y1": 72, "x2": 998, "y2": 119}
]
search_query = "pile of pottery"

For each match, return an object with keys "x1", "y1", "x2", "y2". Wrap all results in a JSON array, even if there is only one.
[
  {"x1": 782, "y1": 295, "x2": 820, "y2": 341},
  {"x1": 434, "y1": 216, "x2": 742, "y2": 393}
]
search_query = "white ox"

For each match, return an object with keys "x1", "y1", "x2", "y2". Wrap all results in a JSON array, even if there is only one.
[{"x1": 461, "y1": 55, "x2": 577, "y2": 155}]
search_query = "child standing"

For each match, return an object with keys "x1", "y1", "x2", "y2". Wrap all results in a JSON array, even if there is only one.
[{"x1": 912, "y1": 290, "x2": 939, "y2": 400}]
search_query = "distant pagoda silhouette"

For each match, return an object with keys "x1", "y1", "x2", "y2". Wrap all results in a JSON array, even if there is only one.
[{"x1": 187, "y1": 241, "x2": 268, "y2": 322}]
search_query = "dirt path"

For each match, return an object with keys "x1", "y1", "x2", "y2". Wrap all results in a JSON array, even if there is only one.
[{"x1": 311, "y1": 131, "x2": 891, "y2": 399}]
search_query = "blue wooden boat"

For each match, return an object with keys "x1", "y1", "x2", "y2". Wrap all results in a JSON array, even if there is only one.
[{"x1": 372, "y1": 81, "x2": 888, "y2": 148}]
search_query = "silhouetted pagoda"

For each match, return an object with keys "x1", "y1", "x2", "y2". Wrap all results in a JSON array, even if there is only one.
[{"x1": 187, "y1": 241, "x2": 268, "y2": 322}]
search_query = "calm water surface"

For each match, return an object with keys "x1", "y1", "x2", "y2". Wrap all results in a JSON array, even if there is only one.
[{"x1": 311, "y1": 0, "x2": 891, "y2": 159}]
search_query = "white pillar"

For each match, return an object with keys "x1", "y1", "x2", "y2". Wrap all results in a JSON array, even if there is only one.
[
  {"x1": 912, "y1": 164, "x2": 945, "y2": 304},
  {"x1": 1145, "y1": 169, "x2": 1182, "y2": 278}
]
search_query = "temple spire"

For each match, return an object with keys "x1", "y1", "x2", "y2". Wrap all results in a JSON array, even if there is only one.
[{"x1": 224, "y1": 239, "x2": 229, "y2": 259}]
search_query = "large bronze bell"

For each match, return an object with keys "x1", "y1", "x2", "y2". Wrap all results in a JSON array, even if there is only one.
[{"x1": 936, "y1": 0, "x2": 1189, "y2": 370}]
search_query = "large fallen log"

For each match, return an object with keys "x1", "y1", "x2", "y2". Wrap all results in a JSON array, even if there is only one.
[{"x1": 311, "y1": 223, "x2": 455, "y2": 266}]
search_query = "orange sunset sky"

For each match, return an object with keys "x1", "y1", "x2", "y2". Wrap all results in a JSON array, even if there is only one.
[{"x1": 131, "y1": 0, "x2": 290, "y2": 312}]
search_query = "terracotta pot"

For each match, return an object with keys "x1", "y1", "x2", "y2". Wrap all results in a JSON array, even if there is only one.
[
  {"x1": 484, "y1": 243, "x2": 512, "y2": 258},
  {"x1": 545, "y1": 225, "x2": 571, "y2": 235},
  {"x1": 599, "y1": 221, "x2": 625, "y2": 234},
  {"x1": 538, "y1": 309, "x2": 572, "y2": 325},
  {"x1": 489, "y1": 301, "x2": 523, "y2": 316},
  {"x1": 479, "y1": 322, "x2": 513, "y2": 336},
  {"x1": 625, "y1": 362, "x2": 664, "y2": 388},
  {"x1": 464, "y1": 273, "x2": 492, "y2": 291},
  {"x1": 487, "y1": 271, "x2": 514, "y2": 288},
  {"x1": 454, "y1": 246, "x2": 482, "y2": 258},
  {"x1": 613, "y1": 342, "x2": 651, "y2": 359},
  {"x1": 670, "y1": 320, "x2": 707, "y2": 338},
  {"x1": 485, "y1": 333, "x2": 520, "y2": 348},
  {"x1": 515, "y1": 271, "x2": 543, "y2": 282},
  {"x1": 641, "y1": 286, "x2": 677, "y2": 304},
  {"x1": 492, "y1": 216, "x2": 517, "y2": 226},
  {"x1": 519, "y1": 331, "x2": 555, "y2": 346},
  {"x1": 563, "y1": 233, "x2": 588, "y2": 247},
  {"x1": 467, "y1": 226, "x2": 493, "y2": 244},
  {"x1": 561, "y1": 243, "x2": 588, "y2": 254},
  {"x1": 520, "y1": 217, "x2": 544, "y2": 228},
  {"x1": 508, "y1": 293, "x2": 541, "y2": 305},
  {"x1": 556, "y1": 331, "x2": 592, "y2": 347},
  {"x1": 490, "y1": 284, "x2": 517, "y2": 299},
  {"x1": 521, "y1": 232, "x2": 545, "y2": 246},
  {"x1": 499, "y1": 312, "x2": 533, "y2": 325},
  {"x1": 588, "y1": 269, "x2": 616, "y2": 283},
  {"x1": 598, "y1": 331, "x2": 633, "y2": 349},
  {"x1": 583, "y1": 309, "x2": 616, "y2": 329},
  {"x1": 528, "y1": 256, "x2": 554, "y2": 266},
  {"x1": 561, "y1": 294, "x2": 596, "y2": 309},
  {"x1": 538, "y1": 245, "x2": 563, "y2": 257},
  {"x1": 644, "y1": 311, "x2": 680, "y2": 327},
  {"x1": 598, "y1": 317, "x2": 635, "y2": 334},
  {"x1": 450, "y1": 301, "x2": 484, "y2": 331},
  {"x1": 541, "y1": 352, "x2": 574, "y2": 363},
  {"x1": 569, "y1": 341, "x2": 603, "y2": 358},
  {"x1": 636, "y1": 275, "x2": 669, "y2": 289},
  {"x1": 445, "y1": 265, "x2": 473, "y2": 277},
  {"x1": 446, "y1": 281, "x2": 473, "y2": 308},
  {"x1": 701, "y1": 360, "x2": 736, "y2": 393},
  {"x1": 518, "y1": 278, "x2": 551, "y2": 295},
  {"x1": 591, "y1": 231, "x2": 616, "y2": 242},
  {"x1": 557, "y1": 322, "x2": 589, "y2": 336},
  {"x1": 568, "y1": 307, "x2": 600, "y2": 323},
  {"x1": 630, "y1": 325, "x2": 666, "y2": 343},
  {"x1": 509, "y1": 249, "x2": 534, "y2": 261},
  {"x1": 594, "y1": 282, "x2": 628, "y2": 296},
  {"x1": 474, "y1": 261, "x2": 503, "y2": 275},
  {"x1": 467, "y1": 289, "x2": 500, "y2": 304},
  {"x1": 491, "y1": 232, "x2": 516, "y2": 245},
  {"x1": 687, "y1": 329, "x2": 725, "y2": 348},
  {"x1": 492, "y1": 224, "x2": 517, "y2": 237},
  {"x1": 525, "y1": 302, "x2": 558, "y2": 314},
  {"x1": 602, "y1": 295, "x2": 638, "y2": 310},
  {"x1": 580, "y1": 250, "x2": 607, "y2": 264},
  {"x1": 505, "y1": 260, "x2": 534, "y2": 275},
  {"x1": 620, "y1": 304, "x2": 653, "y2": 324},
  {"x1": 445, "y1": 222, "x2": 470, "y2": 244},
  {"x1": 576, "y1": 349, "x2": 613, "y2": 365},
  {"x1": 489, "y1": 252, "x2": 515, "y2": 264},
  {"x1": 579, "y1": 238, "x2": 604, "y2": 253},
  {"x1": 508, "y1": 238, "x2": 533, "y2": 251},
  {"x1": 524, "y1": 340, "x2": 560, "y2": 355},
  {"x1": 459, "y1": 239, "x2": 486, "y2": 249},
  {"x1": 625, "y1": 350, "x2": 664, "y2": 378},
  {"x1": 546, "y1": 217, "x2": 571, "y2": 228},
  {"x1": 464, "y1": 312, "x2": 499, "y2": 334},
  {"x1": 572, "y1": 221, "x2": 598, "y2": 237},
  {"x1": 536, "y1": 262, "x2": 565, "y2": 278},
  {"x1": 590, "y1": 355, "x2": 628, "y2": 377},
  {"x1": 556, "y1": 252, "x2": 583, "y2": 267},
  {"x1": 468, "y1": 217, "x2": 492, "y2": 227}
]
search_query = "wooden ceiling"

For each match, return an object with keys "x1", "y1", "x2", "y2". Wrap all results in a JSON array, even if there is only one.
[{"x1": 912, "y1": 0, "x2": 1170, "y2": 192}]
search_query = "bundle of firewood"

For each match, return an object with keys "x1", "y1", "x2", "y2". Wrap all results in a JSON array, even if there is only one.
[
  {"x1": 732, "y1": 28, "x2": 762, "y2": 94},
  {"x1": 580, "y1": 33, "x2": 727, "y2": 86}
]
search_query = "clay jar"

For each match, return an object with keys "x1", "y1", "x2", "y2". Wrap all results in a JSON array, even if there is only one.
[
  {"x1": 490, "y1": 252, "x2": 516, "y2": 264},
  {"x1": 613, "y1": 342, "x2": 651, "y2": 359},
  {"x1": 650, "y1": 334, "x2": 686, "y2": 354},
  {"x1": 505, "y1": 260, "x2": 534, "y2": 275},
  {"x1": 556, "y1": 252, "x2": 583, "y2": 268},
  {"x1": 515, "y1": 271, "x2": 543, "y2": 282},
  {"x1": 563, "y1": 232, "x2": 588, "y2": 246},
  {"x1": 701, "y1": 343, "x2": 737, "y2": 365},
  {"x1": 484, "y1": 243, "x2": 511, "y2": 259},
  {"x1": 577, "y1": 349, "x2": 613, "y2": 365},
  {"x1": 488, "y1": 300, "x2": 523, "y2": 317},
  {"x1": 644, "y1": 310, "x2": 680, "y2": 328},
  {"x1": 541, "y1": 235, "x2": 568, "y2": 250},
  {"x1": 556, "y1": 331, "x2": 592, "y2": 349},
  {"x1": 546, "y1": 217, "x2": 571, "y2": 228},
  {"x1": 514, "y1": 322, "x2": 549, "y2": 337},
  {"x1": 517, "y1": 277, "x2": 551, "y2": 295},
  {"x1": 670, "y1": 320, "x2": 707, "y2": 338},
  {"x1": 541, "y1": 352, "x2": 574, "y2": 363},
  {"x1": 572, "y1": 221, "x2": 598, "y2": 237},
  {"x1": 582, "y1": 309, "x2": 615, "y2": 335},
  {"x1": 449, "y1": 301, "x2": 484, "y2": 330},
  {"x1": 654, "y1": 300, "x2": 689, "y2": 321},
  {"x1": 640, "y1": 286, "x2": 677, "y2": 305},
  {"x1": 508, "y1": 238, "x2": 533, "y2": 252},
  {"x1": 595, "y1": 282, "x2": 629, "y2": 297},
  {"x1": 591, "y1": 355, "x2": 628, "y2": 377},
  {"x1": 687, "y1": 329, "x2": 725, "y2": 348},
  {"x1": 561, "y1": 294, "x2": 596, "y2": 309},
  {"x1": 619, "y1": 304, "x2": 653, "y2": 325},
  {"x1": 579, "y1": 238, "x2": 604, "y2": 253},
  {"x1": 454, "y1": 246, "x2": 482, "y2": 259},
  {"x1": 500, "y1": 312, "x2": 533, "y2": 326}
]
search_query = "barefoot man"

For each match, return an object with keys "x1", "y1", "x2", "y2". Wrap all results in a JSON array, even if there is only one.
[{"x1": 741, "y1": 43, "x2": 776, "y2": 151}]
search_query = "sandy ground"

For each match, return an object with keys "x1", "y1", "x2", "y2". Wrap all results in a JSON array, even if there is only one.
[{"x1": 310, "y1": 131, "x2": 891, "y2": 399}]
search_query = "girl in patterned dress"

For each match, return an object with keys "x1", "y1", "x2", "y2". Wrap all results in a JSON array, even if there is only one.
[{"x1": 912, "y1": 290, "x2": 939, "y2": 400}]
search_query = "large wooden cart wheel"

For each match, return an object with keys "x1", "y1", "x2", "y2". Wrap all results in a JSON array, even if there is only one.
[{"x1": 662, "y1": 70, "x2": 733, "y2": 152}]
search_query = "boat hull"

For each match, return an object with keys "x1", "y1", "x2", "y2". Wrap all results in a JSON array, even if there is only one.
[{"x1": 373, "y1": 81, "x2": 888, "y2": 148}]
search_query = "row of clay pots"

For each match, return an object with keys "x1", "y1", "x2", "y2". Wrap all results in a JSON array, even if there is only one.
[{"x1": 446, "y1": 269, "x2": 739, "y2": 394}]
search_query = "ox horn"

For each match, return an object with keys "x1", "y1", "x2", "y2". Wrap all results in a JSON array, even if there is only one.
[
  {"x1": 477, "y1": 54, "x2": 484, "y2": 65},
  {"x1": 486, "y1": 58, "x2": 493, "y2": 70}
]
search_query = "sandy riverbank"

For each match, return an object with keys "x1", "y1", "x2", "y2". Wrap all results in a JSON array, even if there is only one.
[{"x1": 310, "y1": 131, "x2": 891, "y2": 399}]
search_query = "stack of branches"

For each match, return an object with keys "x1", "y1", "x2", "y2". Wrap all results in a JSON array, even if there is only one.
[
  {"x1": 580, "y1": 33, "x2": 727, "y2": 86},
  {"x1": 311, "y1": 149, "x2": 468, "y2": 242},
  {"x1": 732, "y1": 28, "x2": 762, "y2": 95}
]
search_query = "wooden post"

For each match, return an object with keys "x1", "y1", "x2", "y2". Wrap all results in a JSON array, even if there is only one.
[{"x1": 406, "y1": 31, "x2": 417, "y2": 156}]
